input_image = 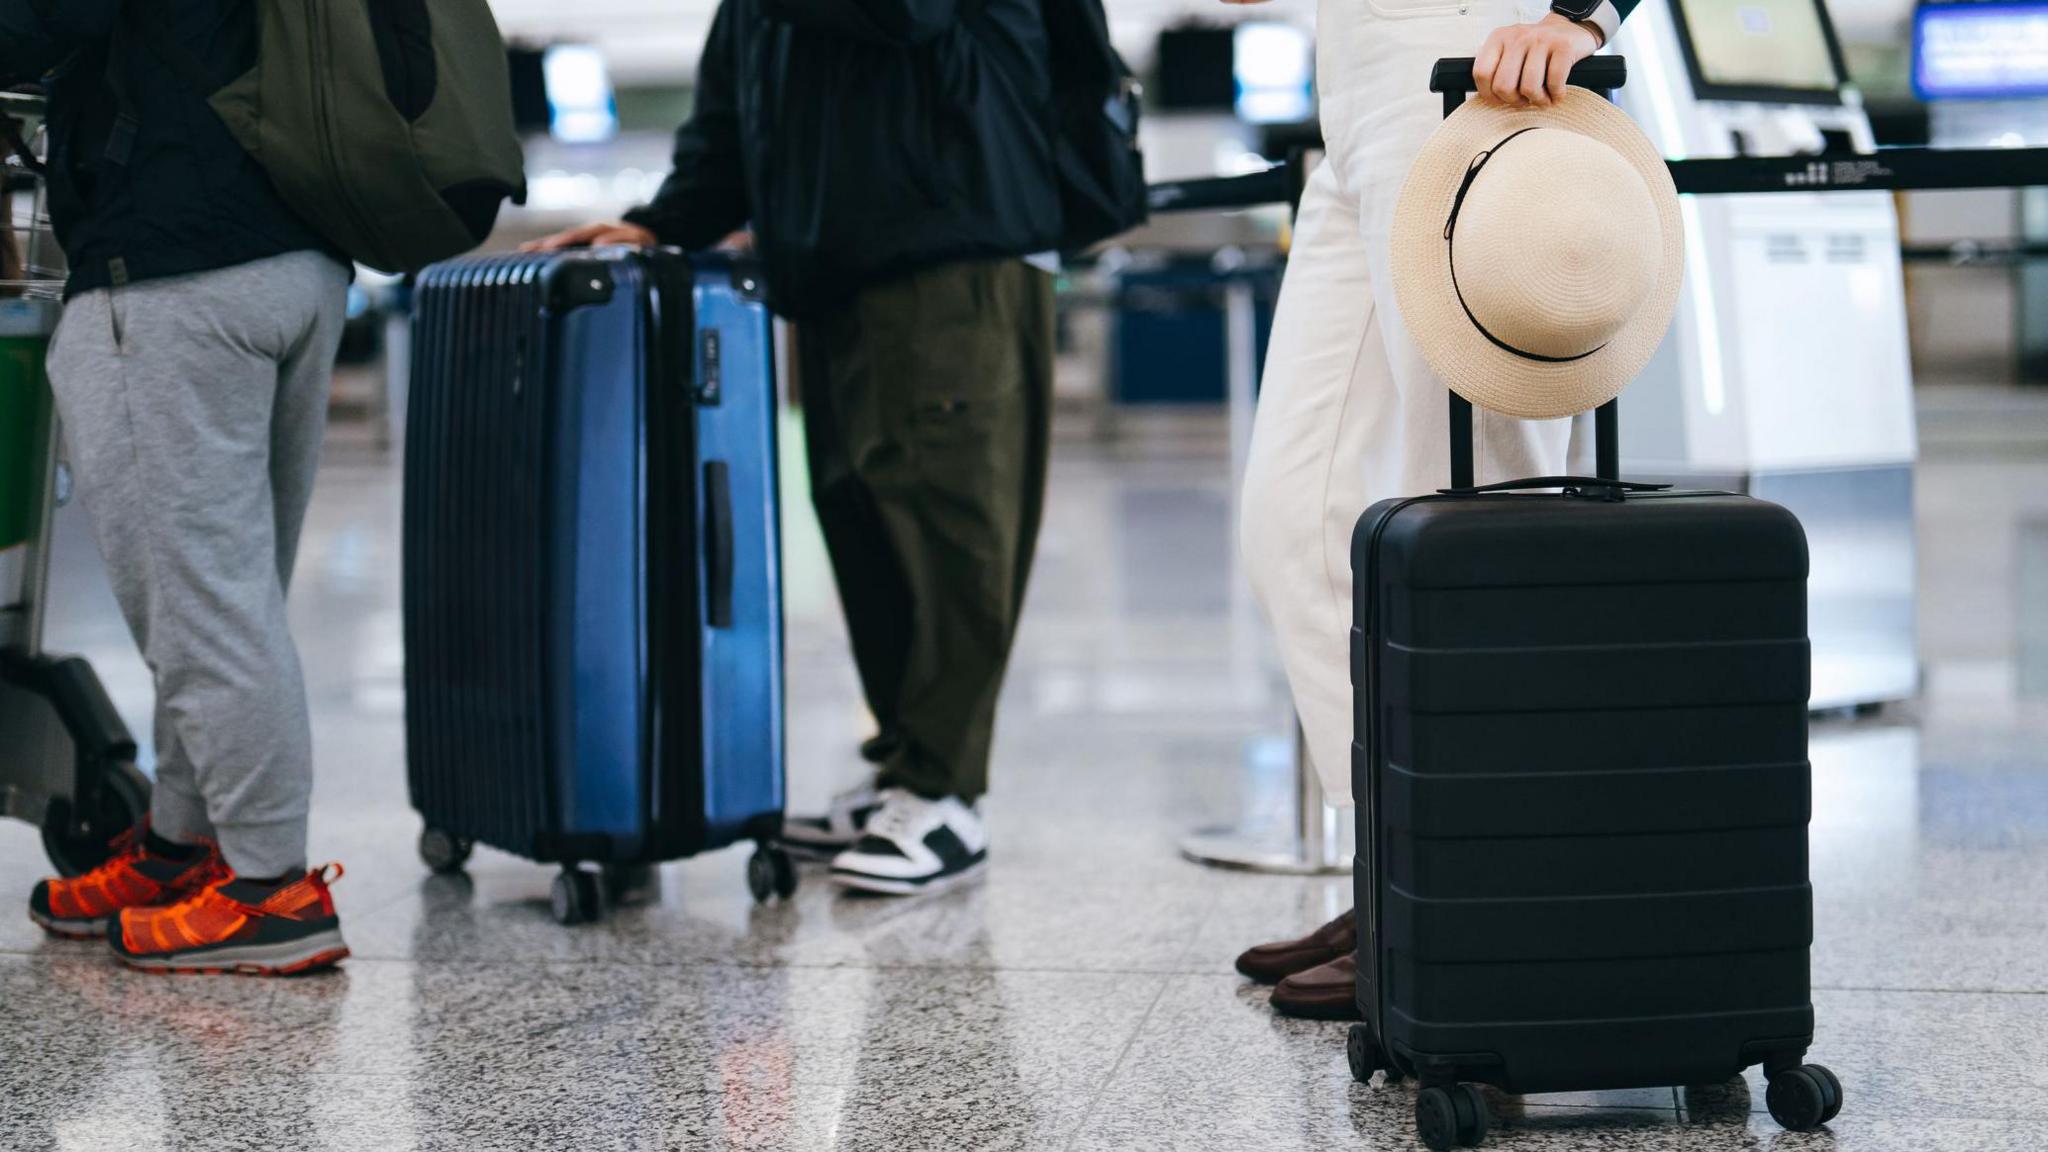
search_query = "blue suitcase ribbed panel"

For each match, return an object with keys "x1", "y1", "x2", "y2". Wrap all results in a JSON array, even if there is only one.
[{"x1": 404, "y1": 256, "x2": 554, "y2": 856}]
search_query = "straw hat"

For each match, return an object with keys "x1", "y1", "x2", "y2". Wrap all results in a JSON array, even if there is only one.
[{"x1": 1390, "y1": 89, "x2": 1682, "y2": 420}]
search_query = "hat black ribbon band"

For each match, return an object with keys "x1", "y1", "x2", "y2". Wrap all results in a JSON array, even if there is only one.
[{"x1": 1443, "y1": 127, "x2": 1608, "y2": 366}]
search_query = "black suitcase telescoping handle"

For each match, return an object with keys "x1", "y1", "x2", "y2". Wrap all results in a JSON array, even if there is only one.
[
  {"x1": 1451, "y1": 398, "x2": 1622, "y2": 489},
  {"x1": 1437, "y1": 54, "x2": 1627, "y2": 489},
  {"x1": 1431, "y1": 55, "x2": 1628, "y2": 116},
  {"x1": 1439, "y1": 475, "x2": 1669, "y2": 496}
]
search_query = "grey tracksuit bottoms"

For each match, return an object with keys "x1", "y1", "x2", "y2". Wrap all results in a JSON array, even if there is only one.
[{"x1": 46, "y1": 251, "x2": 349, "y2": 877}]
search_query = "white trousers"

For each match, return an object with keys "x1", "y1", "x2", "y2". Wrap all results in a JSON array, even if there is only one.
[{"x1": 1241, "y1": 0, "x2": 1581, "y2": 805}]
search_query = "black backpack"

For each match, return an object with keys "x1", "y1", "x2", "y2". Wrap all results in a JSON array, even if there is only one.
[{"x1": 1042, "y1": 0, "x2": 1147, "y2": 251}]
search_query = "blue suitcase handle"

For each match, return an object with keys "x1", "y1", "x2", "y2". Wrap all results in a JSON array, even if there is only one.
[{"x1": 703, "y1": 461, "x2": 734, "y2": 629}]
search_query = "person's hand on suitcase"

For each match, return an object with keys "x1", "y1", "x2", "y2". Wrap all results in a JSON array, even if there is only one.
[
  {"x1": 1474, "y1": 13, "x2": 1602, "y2": 107},
  {"x1": 520, "y1": 222, "x2": 658, "y2": 253}
]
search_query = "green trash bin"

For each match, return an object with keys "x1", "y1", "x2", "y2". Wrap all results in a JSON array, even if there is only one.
[{"x1": 0, "y1": 298, "x2": 57, "y2": 567}]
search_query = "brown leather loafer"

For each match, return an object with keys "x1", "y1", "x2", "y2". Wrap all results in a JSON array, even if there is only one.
[
  {"x1": 1271, "y1": 953, "x2": 1362, "y2": 1020},
  {"x1": 1235, "y1": 908, "x2": 1355, "y2": 985}
]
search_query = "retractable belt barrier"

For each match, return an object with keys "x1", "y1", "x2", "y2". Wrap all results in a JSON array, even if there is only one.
[
  {"x1": 1144, "y1": 56, "x2": 2048, "y2": 214},
  {"x1": 1146, "y1": 145, "x2": 2048, "y2": 214}
]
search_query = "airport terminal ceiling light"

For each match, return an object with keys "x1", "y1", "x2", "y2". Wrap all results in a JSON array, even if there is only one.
[
  {"x1": 1234, "y1": 23, "x2": 1314, "y2": 126},
  {"x1": 543, "y1": 43, "x2": 620, "y2": 144},
  {"x1": 1913, "y1": 1, "x2": 2048, "y2": 101}
]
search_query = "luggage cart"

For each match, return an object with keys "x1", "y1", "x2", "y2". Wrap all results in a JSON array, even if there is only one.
[{"x1": 0, "y1": 91, "x2": 150, "y2": 875}]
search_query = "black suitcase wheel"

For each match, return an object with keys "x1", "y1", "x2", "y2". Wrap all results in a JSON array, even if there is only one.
[
  {"x1": 1416, "y1": 1087, "x2": 1458, "y2": 1151},
  {"x1": 417, "y1": 828, "x2": 473, "y2": 874},
  {"x1": 1416, "y1": 1084, "x2": 1489, "y2": 1150},
  {"x1": 1347, "y1": 1023, "x2": 1382, "y2": 1084},
  {"x1": 551, "y1": 867, "x2": 605, "y2": 925},
  {"x1": 41, "y1": 759, "x2": 150, "y2": 878},
  {"x1": 1453, "y1": 1084, "x2": 1490, "y2": 1147},
  {"x1": 1768, "y1": 1064, "x2": 1841, "y2": 1131},
  {"x1": 1810, "y1": 1063, "x2": 1844, "y2": 1123}
]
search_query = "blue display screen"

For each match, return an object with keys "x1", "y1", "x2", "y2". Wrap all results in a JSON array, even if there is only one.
[{"x1": 1914, "y1": 2, "x2": 2048, "y2": 100}]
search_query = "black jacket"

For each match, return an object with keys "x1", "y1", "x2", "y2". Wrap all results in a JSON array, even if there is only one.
[
  {"x1": 0, "y1": 0, "x2": 329, "y2": 296},
  {"x1": 624, "y1": 0, "x2": 1063, "y2": 318}
]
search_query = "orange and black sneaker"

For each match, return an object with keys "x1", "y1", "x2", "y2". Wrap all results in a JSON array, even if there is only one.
[
  {"x1": 110, "y1": 863, "x2": 350, "y2": 976},
  {"x1": 29, "y1": 828, "x2": 227, "y2": 940}
]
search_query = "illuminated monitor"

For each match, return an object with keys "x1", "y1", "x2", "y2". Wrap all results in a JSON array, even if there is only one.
[
  {"x1": 1914, "y1": 2, "x2": 2048, "y2": 100},
  {"x1": 1669, "y1": 0, "x2": 1849, "y2": 105},
  {"x1": 543, "y1": 44, "x2": 619, "y2": 144},
  {"x1": 1233, "y1": 23, "x2": 1314, "y2": 125}
]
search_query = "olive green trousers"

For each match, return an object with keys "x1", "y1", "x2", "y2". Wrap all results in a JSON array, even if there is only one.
[{"x1": 799, "y1": 259, "x2": 1055, "y2": 803}]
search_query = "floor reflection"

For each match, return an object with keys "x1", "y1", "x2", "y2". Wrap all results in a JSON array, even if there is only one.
[{"x1": 2, "y1": 412, "x2": 2045, "y2": 1150}]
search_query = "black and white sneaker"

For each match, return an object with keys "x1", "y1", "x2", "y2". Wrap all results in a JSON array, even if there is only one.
[
  {"x1": 783, "y1": 782, "x2": 887, "y2": 859},
  {"x1": 829, "y1": 790, "x2": 988, "y2": 895}
]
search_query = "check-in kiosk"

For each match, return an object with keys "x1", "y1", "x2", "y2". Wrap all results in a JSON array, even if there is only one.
[{"x1": 1613, "y1": 0, "x2": 1919, "y2": 711}]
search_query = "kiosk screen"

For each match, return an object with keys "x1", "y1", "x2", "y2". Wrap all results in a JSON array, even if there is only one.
[{"x1": 1671, "y1": 0, "x2": 1848, "y2": 103}]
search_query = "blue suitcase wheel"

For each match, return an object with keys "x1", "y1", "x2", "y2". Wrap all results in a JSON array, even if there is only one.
[
  {"x1": 748, "y1": 846, "x2": 799, "y2": 904},
  {"x1": 771, "y1": 848, "x2": 798, "y2": 900},
  {"x1": 552, "y1": 868, "x2": 605, "y2": 926},
  {"x1": 417, "y1": 828, "x2": 473, "y2": 875},
  {"x1": 602, "y1": 864, "x2": 658, "y2": 905}
]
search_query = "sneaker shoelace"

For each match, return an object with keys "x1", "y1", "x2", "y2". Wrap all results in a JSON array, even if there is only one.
[
  {"x1": 55, "y1": 825, "x2": 219, "y2": 913},
  {"x1": 125, "y1": 863, "x2": 342, "y2": 953},
  {"x1": 126, "y1": 881, "x2": 252, "y2": 953},
  {"x1": 864, "y1": 793, "x2": 935, "y2": 844}
]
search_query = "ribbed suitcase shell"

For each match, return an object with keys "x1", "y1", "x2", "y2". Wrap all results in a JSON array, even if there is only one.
[
  {"x1": 1351, "y1": 490, "x2": 1814, "y2": 1094},
  {"x1": 404, "y1": 249, "x2": 783, "y2": 866}
]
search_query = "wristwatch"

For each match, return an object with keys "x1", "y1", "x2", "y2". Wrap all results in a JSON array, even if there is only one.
[{"x1": 1549, "y1": 0, "x2": 1612, "y2": 45}]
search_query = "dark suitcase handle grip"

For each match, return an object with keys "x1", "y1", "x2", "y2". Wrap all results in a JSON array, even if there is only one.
[
  {"x1": 1440, "y1": 475, "x2": 1671, "y2": 495},
  {"x1": 703, "y1": 461, "x2": 734, "y2": 630},
  {"x1": 1430, "y1": 55, "x2": 1628, "y2": 100}
]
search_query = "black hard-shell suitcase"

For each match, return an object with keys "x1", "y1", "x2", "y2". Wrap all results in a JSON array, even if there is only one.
[{"x1": 1342, "y1": 58, "x2": 1840, "y2": 1152}]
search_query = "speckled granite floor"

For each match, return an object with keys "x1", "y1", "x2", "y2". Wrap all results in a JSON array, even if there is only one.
[{"x1": 2, "y1": 411, "x2": 2043, "y2": 1151}]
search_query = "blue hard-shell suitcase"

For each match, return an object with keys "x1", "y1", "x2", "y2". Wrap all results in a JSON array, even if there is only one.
[{"x1": 403, "y1": 248, "x2": 792, "y2": 922}]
